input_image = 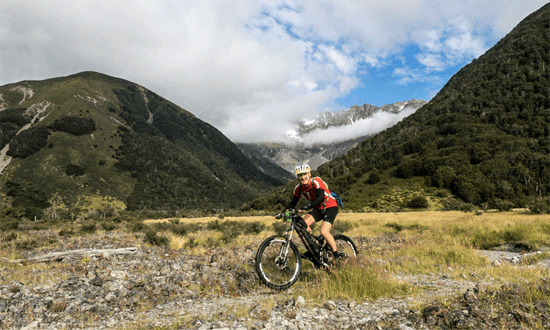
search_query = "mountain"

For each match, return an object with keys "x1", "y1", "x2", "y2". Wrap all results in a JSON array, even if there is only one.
[
  {"x1": 237, "y1": 99, "x2": 427, "y2": 173},
  {"x1": 0, "y1": 71, "x2": 285, "y2": 218},
  {"x1": 297, "y1": 99, "x2": 427, "y2": 136},
  {"x1": 237, "y1": 136, "x2": 367, "y2": 174},
  {"x1": 248, "y1": 3, "x2": 550, "y2": 213}
]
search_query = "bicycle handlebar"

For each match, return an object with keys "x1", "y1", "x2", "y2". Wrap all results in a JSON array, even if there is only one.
[{"x1": 275, "y1": 209, "x2": 300, "y2": 221}]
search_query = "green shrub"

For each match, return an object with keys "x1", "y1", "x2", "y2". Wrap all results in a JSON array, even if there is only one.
[
  {"x1": 3, "y1": 232, "x2": 18, "y2": 242},
  {"x1": 6, "y1": 126, "x2": 49, "y2": 158},
  {"x1": 184, "y1": 237, "x2": 199, "y2": 249},
  {"x1": 333, "y1": 220, "x2": 354, "y2": 234},
  {"x1": 128, "y1": 221, "x2": 146, "y2": 232},
  {"x1": 0, "y1": 219, "x2": 19, "y2": 231},
  {"x1": 408, "y1": 196, "x2": 429, "y2": 209},
  {"x1": 144, "y1": 230, "x2": 169, "y2": 246},
  {"x1": 52, "y1": 116, "x2": 96, "y2": 136},
  {"x1": 58, "y1": 228, "x2": 75, "y2": 237},
  {"x1": 65, "y1": 164, "x2": 85, "y2": 176},
  {"x1": 489, "y1": 198, "x2": 514, "y2": 211},
  {"x1": 80, "y1": 223, "x2": 97, "y2": 234},
  {"x1": 367, "y1": 172, "x2": 381, "y2": 184},
  {"x1": 206, "y1": 220, "x2": 265, "y2": 243},
  {"x1": 101, "y1": 222, "x2": 118, "y2": 231},
  {"x1": 529, "y1": 197, "x2": 550, "y2": 214},
  {"x1": 15, "y1": 240, "x2": 39, "y2": 250},
  {"x1": 272, "y1": 222, "x2": 288, "y2": 235}
]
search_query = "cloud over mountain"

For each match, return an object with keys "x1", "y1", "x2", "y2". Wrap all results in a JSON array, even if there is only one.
[{"x1": 1, "y1": 1, "x2": 547, "y2": 143}]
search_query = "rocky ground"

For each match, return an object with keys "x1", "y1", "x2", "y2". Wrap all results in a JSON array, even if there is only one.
[{"x1": 1, "y1": 230, "x2": 549, "y2": 330}]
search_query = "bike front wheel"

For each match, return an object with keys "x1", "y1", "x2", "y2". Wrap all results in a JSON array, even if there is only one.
[
  {"x1": 255, "y1": 235, "x2": 302, "y2": 290},
  {"x1": 323, "y1": 234, "x2": 358, "y2": 267}
]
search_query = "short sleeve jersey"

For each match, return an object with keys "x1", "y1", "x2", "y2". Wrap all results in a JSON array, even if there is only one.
[{"x1": 293, "y1": 177, "x2": 338, "y2": 209}]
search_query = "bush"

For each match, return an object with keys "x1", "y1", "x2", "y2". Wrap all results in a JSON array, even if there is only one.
[
  {"x1": 0, "y1": 219, "x2": 19, "y2": 231},
  {"x1": 65, "y1": 164, "x2": 85, "y2": 176},
  {"x1": 408, "y1": 196, "x2": 429, "y2": 209},
  {"x1": 3, "y1": 232, "x2": 18, "y2": 242},
  {"x1": 6, "y1": 126, "x2": 49, "y2": 158},
  {"x1": 128, "y1": 221, "x2": 146, "y2": 233},
  {"x1": 333, "y1": 220, "x2": 354, "y2": 234},
  {"x1": 15, "y1": 240, "x2": 39, "y2": 250},
  {"x1": 489, "y1": 198, "x2": 515, "y2": 211},
  {"x1": 272, "y1": 222, "x2": 288, "y2": 235},
  {"x1": 58, "y1": 228, "x2": 75, "y2": 237},
  {"x1": 101, "y1": 222, "x2": 118, "y2": 231},
  {"x1": 52, "y1": 116, "x2": 96, "y2": 136},
  {"x1": 80, "y1": 223, "x2": 97, "y2": 234},
  {"x1": 206, "y1": 219, "x2": 265, "y2": 243},
  {"x1": 367, "y1": 173, "x2": 381, "y2": 184},
  {"x1": 529, "y1": 197, "x2": 550, "y2": 214},
  {"x1": 144, "y1": 230, "x2": 169, "y2": 246}
]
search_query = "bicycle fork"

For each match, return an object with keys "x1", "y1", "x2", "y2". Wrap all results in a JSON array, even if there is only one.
[{"x1": 275, "y1": 230, "x2": 294, "y2": 269}]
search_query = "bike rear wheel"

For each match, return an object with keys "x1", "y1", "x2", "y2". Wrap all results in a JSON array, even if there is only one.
[
  {"x1": 255, "y1": 235, "x2": 302, "y2": 290},
  {"x1": 322, "y1": 234, "x2": 358, "y2": 267}
]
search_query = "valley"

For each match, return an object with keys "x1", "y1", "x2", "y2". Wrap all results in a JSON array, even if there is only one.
[{"x1": 1, "y1": 210, "x2": 549, "y2": 329}]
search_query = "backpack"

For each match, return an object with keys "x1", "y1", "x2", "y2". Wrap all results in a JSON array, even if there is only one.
[
  {"x1": 331, "y1": 192, "x2": 343, "y2": 207},
  {"x1": 308, "y1": 177, "x2": 343, "y2": 207}
]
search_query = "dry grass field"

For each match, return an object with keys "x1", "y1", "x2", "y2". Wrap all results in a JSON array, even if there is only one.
[
  {"x1": 144, "y1": 210, "x2": 550, "y2": 302},
  {"x1": 2, "y1": 210, "x2": 549, "y2": 329}
]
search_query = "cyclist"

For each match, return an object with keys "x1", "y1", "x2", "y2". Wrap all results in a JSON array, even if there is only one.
[{"x1": 285, "y1": 163, "x2": 345, "y2": 260}]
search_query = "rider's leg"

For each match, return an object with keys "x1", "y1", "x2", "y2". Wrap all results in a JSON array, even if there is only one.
[
  {"x1": 320, "y1": 221, "x2": 337, "y2": 252},
  {"x1": 320, "y1": 207, "x2": 339, "y2": 253},
  {"x1": 303, "y1": 214, "x2": 315, "y2": 233}
]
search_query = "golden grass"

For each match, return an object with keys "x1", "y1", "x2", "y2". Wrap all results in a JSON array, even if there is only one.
[
  {"x1": 142, "y1": 210, "x2": 548, "y2": 303},
  {"x1": 3, "y1": 210, "x2": 548, "y2": 305},
  {"x1": 151, "y1": 210, "x2": 549, "y2": 249}
]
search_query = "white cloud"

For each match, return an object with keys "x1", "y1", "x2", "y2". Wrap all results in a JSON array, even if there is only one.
[
  {"x1": 0, "y1": 0, "x2": 547, "y2": 144},
  {"x1": 416, "y1": 53, "x2": 445, "y2": 72},
  {"x1": 301, "y1": 106, "x2": 419, "y2": 146}
]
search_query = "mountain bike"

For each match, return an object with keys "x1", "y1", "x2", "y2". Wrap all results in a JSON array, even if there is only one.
[{"x1": 254, "y1": 209, "x2": 358, "y2": 290}]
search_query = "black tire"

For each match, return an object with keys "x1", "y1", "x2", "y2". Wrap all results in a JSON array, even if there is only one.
[
  {"x1": 255, "y1": 235, "x2": 302, "y2": 290},
  {"x1": 322, "y1": 234, "x2": 358, "y2": 267}
]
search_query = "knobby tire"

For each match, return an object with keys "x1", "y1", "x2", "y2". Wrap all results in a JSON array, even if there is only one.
[
  {"x1": 322, "y1": 234, "x2": 358, "y2": 267},
  {"x1": 255, "y1": 235, "x2": 302, "y2": 290}
]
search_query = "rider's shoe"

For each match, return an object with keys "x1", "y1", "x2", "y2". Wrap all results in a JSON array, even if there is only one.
[{"x1": 332, "y1": 250, "x2": 346, "y2": 260}]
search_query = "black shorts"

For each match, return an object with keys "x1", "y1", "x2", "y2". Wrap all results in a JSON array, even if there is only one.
[{"x1": 310, "y1": 207, "x2": 338, "y2": 225}]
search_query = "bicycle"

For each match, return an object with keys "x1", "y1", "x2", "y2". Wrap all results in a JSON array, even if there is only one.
[{"x1": 254, "y1": 209, "x2": 358, "y2": 290}]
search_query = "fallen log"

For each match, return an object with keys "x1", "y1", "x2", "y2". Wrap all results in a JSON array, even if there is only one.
[{"x1": 0, "y1": 247, "x2": 139, "y2": 264}]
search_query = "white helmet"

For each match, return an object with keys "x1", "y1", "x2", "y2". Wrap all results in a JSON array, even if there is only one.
[{"x1": 294, "y1": 163, "x2": 311, "y2": 176}]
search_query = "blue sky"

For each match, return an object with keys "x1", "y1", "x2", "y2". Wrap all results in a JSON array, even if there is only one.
[{"x1": 0, "y1": 0, "x2": 546, "y2": 143}]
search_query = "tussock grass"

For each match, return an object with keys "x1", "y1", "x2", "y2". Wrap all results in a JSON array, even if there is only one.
[
  {"x1": 2, "y1": 210, "x2": 548, "y2": 310},
  {"x1": 309, "y1": 255, "x2": 414, "y2": 301}
]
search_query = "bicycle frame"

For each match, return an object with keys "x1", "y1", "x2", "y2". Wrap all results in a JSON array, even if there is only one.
[
  {"x1": 256, "y1": 209, "x2": 358, "y2": 290},
  {"x1": 279, "y1": 210, "x2": 329, "y2": 268}
]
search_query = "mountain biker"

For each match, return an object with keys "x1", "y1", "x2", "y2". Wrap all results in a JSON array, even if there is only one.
[{"x1": 285, "y1": 163, "x2": 345, "y2": 260}]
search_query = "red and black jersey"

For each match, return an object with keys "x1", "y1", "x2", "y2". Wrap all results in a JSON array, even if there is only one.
[{"x1": 292, "y1": 177, "x2": 338, "y2": 210}]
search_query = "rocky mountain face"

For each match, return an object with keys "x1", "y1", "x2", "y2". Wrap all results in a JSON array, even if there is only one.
[
  {"x1": 297, "y1": 99, "x2": 427, "y2": 136},
  {"x1": 238, "y1": 99, "x2": 427, "y2": 174}
]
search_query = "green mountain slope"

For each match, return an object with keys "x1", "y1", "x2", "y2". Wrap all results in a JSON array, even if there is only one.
[
  {"x1": 249, "y1": 3, "x2": 549, "y2": 213},
  {"x1": 0, "y1": 72, "x2": 284, "y2": 217}
]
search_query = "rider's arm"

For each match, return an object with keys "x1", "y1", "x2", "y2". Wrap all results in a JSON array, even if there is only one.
[
  {"x1": 303, "y1": 188, "x2": 324, "y2": 210},
  {"x1": 285, "y1": 195, "x2": 300, "y2": 210}
]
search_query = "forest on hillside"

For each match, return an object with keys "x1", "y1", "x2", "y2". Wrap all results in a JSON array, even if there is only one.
[
  {"x1": 247, "y1": 4, "x2": 549, "y2": 214},
  {"x1": 316, "y1": 4, "x2": 549, "y2": 211}
]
